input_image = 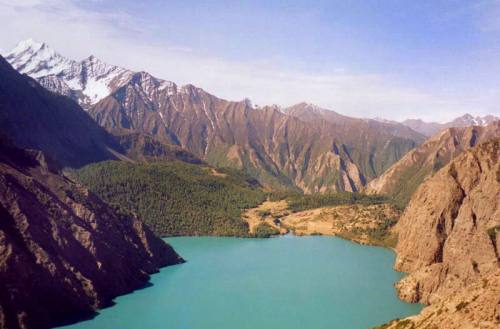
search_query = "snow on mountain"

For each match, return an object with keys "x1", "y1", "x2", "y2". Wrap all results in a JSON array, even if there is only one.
[
  {"x1": 402, "y1": 113, "x2": 499, "y2": 136},
  {"x1": 450, "y1": 113, "x2": 498, "y2": 127},
  {"x1": 4, "y1": 39, "x2": 181, "y2": 109},
  {"x1": 5, "y1": 38, "x2": 73, "y2": 78}
]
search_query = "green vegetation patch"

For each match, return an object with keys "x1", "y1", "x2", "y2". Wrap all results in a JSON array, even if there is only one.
[
  {"x1": 75, "y1": 161, "x2": 266, "y2": 237},
  {"x1": 337, "y1": 215, "x2": 399, "y2": 248},
  {"x1": 372, "y1": 318, "x2": 415, "y2": 329},
  {"x1": 252, "y1": 222, "x2": 280, "y2": 238},
  {"x1": 274, "y1": 191, "x2": 393, "y2": 212},
  {"x1": 455, "y1": 301, "x2": 469, "y2": 312},
  {"x1": 487, "y1": 225, "x2": 499, "y2": 245}
]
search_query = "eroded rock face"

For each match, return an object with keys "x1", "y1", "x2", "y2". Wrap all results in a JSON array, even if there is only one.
[
  {"x1": 394, "y1": 139, "x2": 499, "y2": 303},
  {"x1": 374, "y1": 140, "x2": 500, "y2": 328},
  {"x1": 0, "y1": 140, "x2": 183, "y2": 329}
]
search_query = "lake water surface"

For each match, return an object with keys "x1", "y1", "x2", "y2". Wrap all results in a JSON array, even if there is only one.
[{"x1": 63, "y1": 236, "x2": 422, "y2": 329}]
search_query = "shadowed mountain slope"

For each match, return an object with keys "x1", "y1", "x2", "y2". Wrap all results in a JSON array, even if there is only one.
[
  {"x1": 0, "y1": 55, "x2": 120, "y2": 168},
  {"x1": 0, "y1": 138, "x2": 183, "y2": 329}
]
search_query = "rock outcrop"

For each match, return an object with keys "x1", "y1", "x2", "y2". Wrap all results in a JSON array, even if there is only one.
[
  {"x1": 0, "y1": 139, "x2": 183, "y2": 329},
  {"x1": 380, "y1": 140, "x2": 499, "y2": 328},
  {"x1": 366, "y1": 122, "x2": 500, "y2": 207}
]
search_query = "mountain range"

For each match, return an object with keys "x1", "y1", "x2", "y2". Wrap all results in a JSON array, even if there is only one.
[
  {"x1": 0, "y1": 52, "x2": 205, "y2": 169},
  {"x1": 6, "y1": 40, "x2": 496, "y2": 193},
  {"x1": 4, "y1": 39, "x2": 429, "y2": 193},
  {"x1": 401, "y1": 114, "x2": 499, "y2": 137}
]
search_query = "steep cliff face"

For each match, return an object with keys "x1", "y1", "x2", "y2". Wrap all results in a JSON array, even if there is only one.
[
  {"x1": 0, "y1": 140, "x2": 183, "y2": 329},
  {"x1": 382, "y1": 139, "x2": 500, "y2": 328},
  {"x1": 366, "y1": 122, "x2": 500, "y2": 207}
]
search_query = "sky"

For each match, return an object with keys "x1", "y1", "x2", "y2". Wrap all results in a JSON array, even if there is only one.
[{"x1": 1, "y1": 0, "x2": 500, "y2": 122}]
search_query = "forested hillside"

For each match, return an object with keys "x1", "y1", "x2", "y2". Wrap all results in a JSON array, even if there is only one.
[
  {"x1": 75, "y1": 161, "x2": 266, "y2": 236},
  {"x1": 269, "y1": 191, "x2": 393, "y2": 212}
]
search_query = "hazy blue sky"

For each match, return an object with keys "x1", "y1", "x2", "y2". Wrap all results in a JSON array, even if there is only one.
[{"x1": 1, "y1": 0, "x2": 500, "y2": 121}]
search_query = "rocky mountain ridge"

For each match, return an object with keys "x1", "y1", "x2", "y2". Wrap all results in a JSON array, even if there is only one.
[
  {"x1": 401, "y1": 113, "x2": 499, "y2": 137},
  {"x1": 90, "y1": 88, "x2": 422, "y2": 192},
  {"x1": 4, "y1": 39, "x2": 423, "y2": 193},
  {"x1": 0, "y1": 54, "x2": 201, "y2": 169},
  {"x1": 5, "y1": 39, "x2": 135, "y2": 109}
]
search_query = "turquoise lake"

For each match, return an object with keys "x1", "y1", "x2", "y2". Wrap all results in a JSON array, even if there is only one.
[{"x1": 62, "y1": 236, "x2": 422, "y2": 329}]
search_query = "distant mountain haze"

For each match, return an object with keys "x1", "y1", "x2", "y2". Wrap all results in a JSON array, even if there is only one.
[{"x1": 401, "y1": 114, "x2": 499, "y2": 137}]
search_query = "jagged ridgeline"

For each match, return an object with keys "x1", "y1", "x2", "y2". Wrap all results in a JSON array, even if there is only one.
[
  {"x1": 5, "y1": 39, "x2": 425, "y2": 194},
  {"x1": 75, "y1": 161, "x2": 266, "y2": 237}
]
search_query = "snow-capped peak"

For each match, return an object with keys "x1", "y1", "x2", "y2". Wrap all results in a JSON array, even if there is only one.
[
  {"x1": 5, "y1": 39, "x2": 181, "y2": 109},
  {"x1": 86, "y1": 54, "x2": 99, "y2": 62},
  {"x1": 9, "y1": 38, "x2": 44, "y2": 54},
  {"x1": 451, "y1": 113, "x2": 498, "y2": 127},
  {"x1": 297, "y1": 102, "x2": 327, "y2": 113},
  {"x1": 5, "y1": 38, "x2": 73, "y2": 78}
]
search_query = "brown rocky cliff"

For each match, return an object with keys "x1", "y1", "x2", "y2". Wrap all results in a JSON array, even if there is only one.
[
  {"x1": 0, "y1": 140, "x2": 183, "y2": 329},
  {"x1": 381, "y1": 139, "x2": 500, "y2": 328}
]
